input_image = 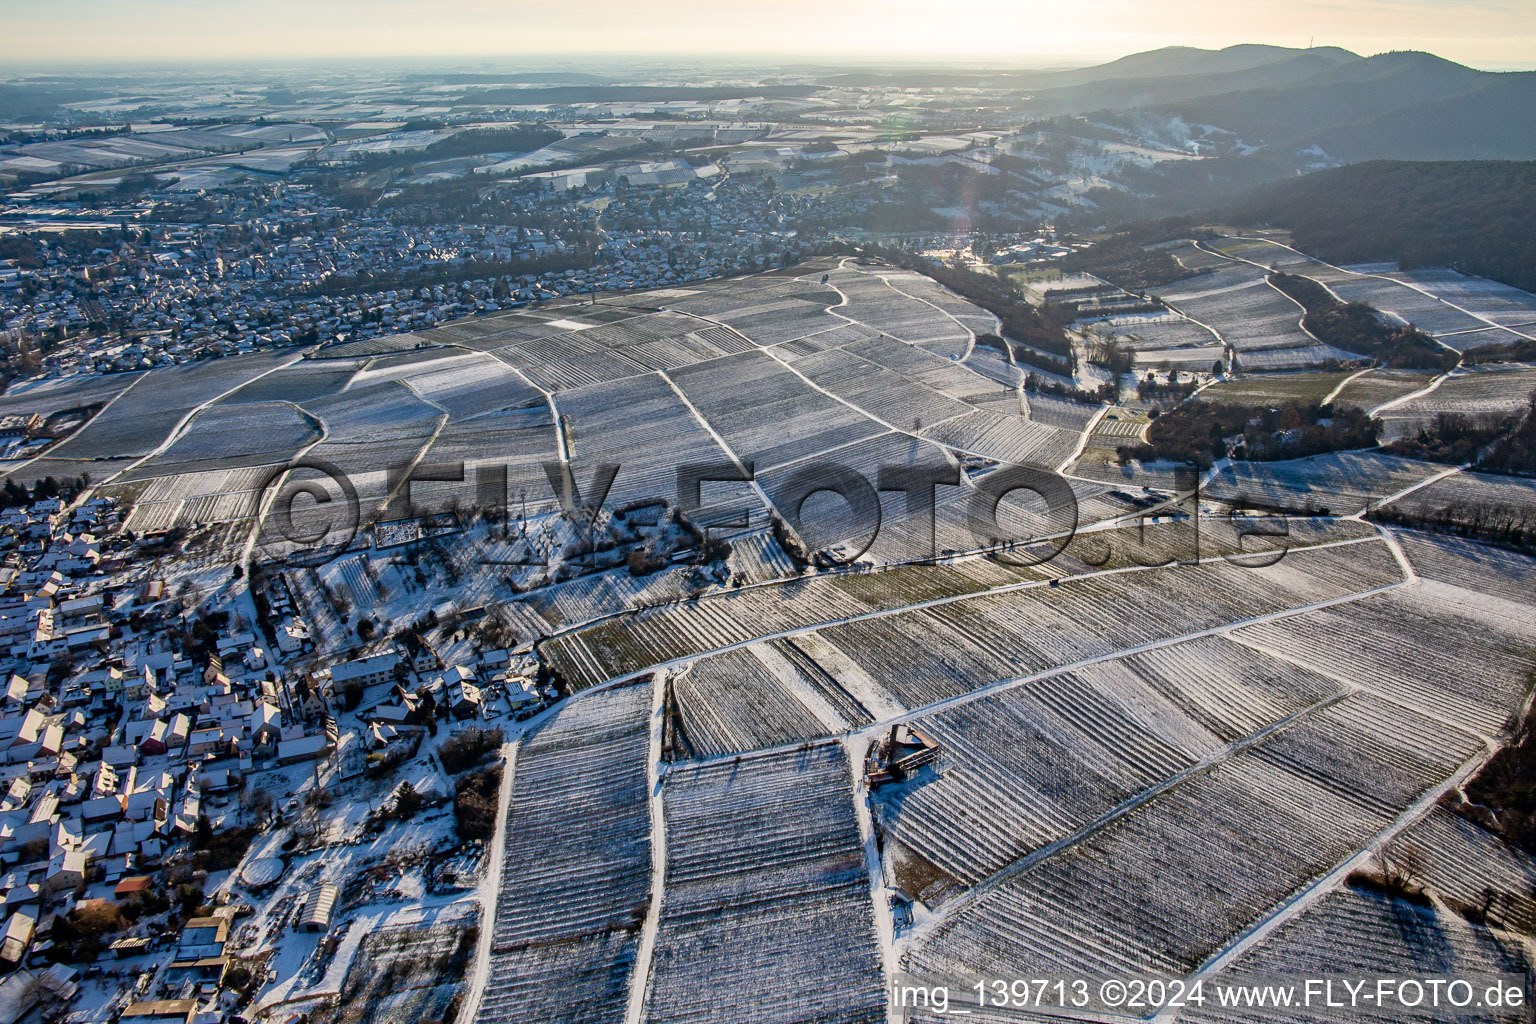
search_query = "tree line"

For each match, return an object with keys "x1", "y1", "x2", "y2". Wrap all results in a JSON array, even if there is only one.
[
  {"x1": 1232, "y1": 160, "x2": 1536, "y2": 294},
  {"x1": 1267, "y1": 272, "x2": 1456, "y2": 370},
  {"x1": 1120, "y1": 400, "x2": 1379, "y2": 468},
  {"x1": 859, "y1": 245, "x2": 1076, "y2": 372}
]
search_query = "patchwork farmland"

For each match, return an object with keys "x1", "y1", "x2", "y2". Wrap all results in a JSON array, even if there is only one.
[{"x1": 4, "y1": 247, "x2": 1536, "y2": 1024}]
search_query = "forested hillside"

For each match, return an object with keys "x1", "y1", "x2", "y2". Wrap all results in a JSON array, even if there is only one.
[{"x1": 1232, "y1": 161, "x2": 1536, "y2": 291}]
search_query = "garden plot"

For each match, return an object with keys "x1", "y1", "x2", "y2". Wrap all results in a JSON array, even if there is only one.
[
  {"x1": 1375, "y1": 365, "x2": 1536, "y2": 441},
  {"x1": 122, "y1": 466, "x2": 276, "y2": 534},
  {"x1": 1233, "y1": 343, "x2": 1361, "y2": 370},
  {"x1": 1081, "y1": 311, "x2": 1223, "y2": 354},
  {"x1": 1332, "y1": 368, "x2": 1437, "y2": 411},
  {"x1": 829, "y1": 268, "x2": 971, "y2": 354},
  {"x1": 331, "y1": 921, "x2": 475, "y2": 1024},
  {"x1": 907, "y1": 692, "x2": 1481, "y2": 985},
  {"x1": 923, "y1": 410, "x2": 1081, "y2": 469},
  {"x1": 320, "y1": 553, "x2": 383, "y2": 611},
  {"x1": 1235, "y1": 578, "x2": 1536, "y2": 736},
  {"x1": 669, "y1": 640, "x2": 867, "y2": 758},
  {"x1": 670, "y1": 350, "x2": 885, "y2": 471},
  {"x1": 0, "y1": 371, "x2": 143, "y2": 419},
  {"x1": 1201, "y1": 372, "x2": 1354, "y2": 407},
  {"x1": 1328, "y1": 275, "x2": 1491, "y2": 341},
  {"x1": 666, "y1": 275, "x2": 817, "y2": 317},
  {"x1": 41, "y1": 349, "x2": 295, "y2": 460},
  {"x1": 1380, "y1": 470, "x2": 1536, "y2": 531},
  {"x1": 303, "y1": 380, "x2": 444, "y2": 442},
  {"x1": 1154, "y1": 265, "x2": 1324, "y2": 356},
  {"x1": 559, "y1": 373, "x2": 765, "y2": 525},
  {"x1": 842, "y1": 333, "x2": 1000, "y2": 405},
  {"x1": 388, "y1": 353, "x2": 542, "y2": 420},
  {"x1": 756, "y1": 430, "x2": 969, "y2": 562},
  {"x1": 311, "y1": 333, "x2": 443, "y2": 359},
  {"x1": 1394, "y1": 532, "x2": 1536, "y2": 610},
  {"x1": 793, "y1": 348, "x2": 975, "y2": 428},
  {"x1": 479, "y1": 681, "x2": 651, "y2": 1024},
  {"x1": 221, "y1": 360, "x2": 362, "y2": 405},
  {"x1": 880, "y1": 635, "x2": 1344, "y2": 891},
  {"x1": 1384, "y1": 268, "x2": 1536, "y2": 329},
  {"x1": 406, "y1": 399, "x2": 559, "y2": 518},
  {"x1": 642, "y1": 744, "x2": 886, "y2": 1024},
  {"x1": 1206, "y1": 452, "x2": 1441, "y2": 515},
  {"x1": 1176, "y1": 887, "x2": 1529, "y2": 1024},
  {"x1": 1207, "y1": 236, "x2": 1495, "y2": 340},
  {"x1": 816, "y1": 539, "x2": 1403, "y2": 711},
  {"x1": 517, "y1": 559, "x2": 703, "y2": 634},
  {"x1": 1167, "y1": 242, "x2": 1231, "y2": 273},
  {"x1": 491, "y1": 330, "x2": 652, "y2": 392},
  {"x1": 120, "y1": 401, "x2": 319, "y2": 478},
  {"x1": 543, "y1": 575, "x2": 880, "y2": 693},
  {"x1": 711, "y1": 294, "x2": 847, "y2": 346},
  {"x1": 283, "y1": 566, "x2": 349, "y2": 650},
  {"x1": 1021, "y1": 392, "x2": 1101, "y2": 433},
  {"x1": 1401, "y1": 808, "x2": 1536, "y2": 935},
  {"x1": 542, "y1": 523, "x2": 1399, "y2": 694}
]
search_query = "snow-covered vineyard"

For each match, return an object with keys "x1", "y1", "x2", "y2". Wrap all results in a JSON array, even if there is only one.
[
  {"x1": 456, "y1": 255, "x2": 1536, "y2": 1024},
  {"x1": 472, "y1": 528, "x2": 1536, "y2": 1024},
  {"x1": 5, "y1": 240, "x2": 1536, "y2": 1024},
  {"x1": 477, "y1": 682, "x2": 652, "y2": 1024}
]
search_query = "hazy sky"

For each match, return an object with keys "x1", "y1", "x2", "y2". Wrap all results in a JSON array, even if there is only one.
[{"x1": 3, "y1": 0, "x2": 1533, "y2": 69}]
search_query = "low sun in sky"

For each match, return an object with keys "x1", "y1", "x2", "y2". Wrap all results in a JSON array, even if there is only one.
[{"x1": 2, "y1": 0, "x2": 1533, "y2": 68}]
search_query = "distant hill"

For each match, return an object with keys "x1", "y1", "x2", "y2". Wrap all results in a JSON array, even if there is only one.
[
  {"x1": 1020, "y1": 50, "x2": 1357, "y2": 113},
  {"x1": 1012, "y1": 44, "x2": 1536, "y2": 165},
  {"x1": 1027, "y1": 43, "x2": 1358, "y2": 92},
  {"x1": 1156, "y1": 52, "x2": 1536, "y2": 161},
  {"x1": 1228, "y1": 160, "x2": 1536, "y2": 293}
]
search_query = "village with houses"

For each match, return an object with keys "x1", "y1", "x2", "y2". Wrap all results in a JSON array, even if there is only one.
[{"x1": 0, "y1": 486, "x2": 545, "y2": 1024}]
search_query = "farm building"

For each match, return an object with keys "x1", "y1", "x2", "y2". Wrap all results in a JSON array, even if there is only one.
[
  {"x1": 109, "y1": 936, "x2": 151, "y2": 958},
  {"x1": 176, "y1": 916, "x2": 228, "y2": 960},
  {"x1": 0, "y1": 907, "x2": 36, "y2": 967},
  {"x1": 119, "y1": 999, "x2": 198, "y2": 1024},
  {"x1": 296, "y1": 883, "x2": 339, "y2": 932},
  {"x1": 329, "y1": 651, "x2": 401, "y2": 689},
  {"x1": 277, "y1": 732, "x2": 334, "y2": 765},
  {"x1": 113, "y1": 875, "x2": 153, "y2": 899}
]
